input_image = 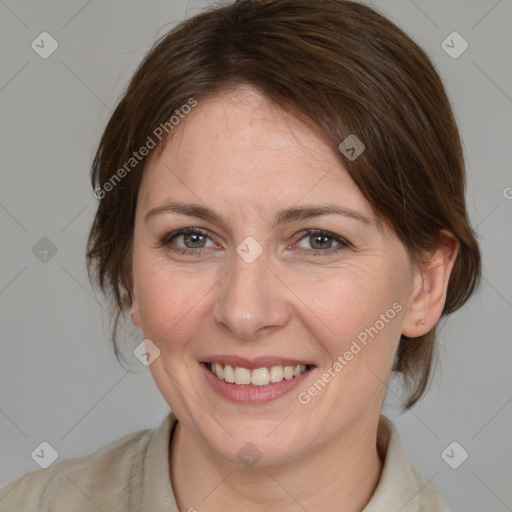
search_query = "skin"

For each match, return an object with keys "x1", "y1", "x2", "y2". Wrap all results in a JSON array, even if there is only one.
[{"x1": 130, "y1": 86, "x2": 457, "y2": 511}]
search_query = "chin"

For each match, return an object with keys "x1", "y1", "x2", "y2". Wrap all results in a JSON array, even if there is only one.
[{"x1": 206, "y1": 430, "x2": 305, "y2": 468}]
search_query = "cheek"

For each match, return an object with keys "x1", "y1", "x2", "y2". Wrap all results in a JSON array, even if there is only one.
[
  {"x1": 132, "y1": 254, "x2": 216, "y2": 350},
  {"x1": 292, "y1": 266, "x2": 405, "y2": 376},
  {"x1": 294, "y1": 283, "x2": 403, "y2": 424}
]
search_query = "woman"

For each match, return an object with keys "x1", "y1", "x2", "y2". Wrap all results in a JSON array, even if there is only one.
[{"x1": 0, "y1": 0, "x2": 481, "y2": 510}]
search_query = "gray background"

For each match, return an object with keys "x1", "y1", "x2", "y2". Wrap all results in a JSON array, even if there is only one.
[{"x1": 1, "y1": 0, "x2": 511, "y2": 510}]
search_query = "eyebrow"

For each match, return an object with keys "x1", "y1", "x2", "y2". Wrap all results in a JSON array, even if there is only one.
[{"x1": 144, "y1": 201, "x2": 371, "y2": 227}]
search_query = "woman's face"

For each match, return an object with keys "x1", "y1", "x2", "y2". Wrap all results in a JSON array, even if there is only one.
[{"x1": 131, "y1": 86, "x2": 417, "y2": 466}]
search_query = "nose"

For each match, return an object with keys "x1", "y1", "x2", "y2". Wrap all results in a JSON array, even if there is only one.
[{"x1": 212, "y1": 247, "x2": 291, "y2": 341}]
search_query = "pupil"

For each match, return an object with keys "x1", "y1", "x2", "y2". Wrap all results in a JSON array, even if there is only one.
[
  {"x1": 185, "y1": 233, "x2": 205, "y2": 248},
  {"x1": 312, "y1": 235, "x2": 331, "y2": 249}
]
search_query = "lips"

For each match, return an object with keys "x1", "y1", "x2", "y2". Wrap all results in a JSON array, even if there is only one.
[
  {"x1": 202, "y1": 363, "x2": 314, "y2": 404},
  {"x1": 200, "y1": 355, "x2": 316, "y2": 403}
]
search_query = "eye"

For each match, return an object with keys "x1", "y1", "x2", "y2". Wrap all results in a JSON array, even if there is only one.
[
  {"x1": 159, "y1": 227, "x2": 351, "y2": 258},
  {"x1": 161, "y1": 228, "x2": 217, "y2": 255},
  {"x1": 294, "y1": 229, "x2": 350, "y2": 256}
]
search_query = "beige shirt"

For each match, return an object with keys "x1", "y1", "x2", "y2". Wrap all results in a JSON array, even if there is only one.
[{"x1": 0, "y1": 412, "x2": 449, "y2": 511}]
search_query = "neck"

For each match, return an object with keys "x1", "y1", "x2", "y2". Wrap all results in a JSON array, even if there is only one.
[{"x1": 169, "y1": 413, "x2": 384, "y2": 512}]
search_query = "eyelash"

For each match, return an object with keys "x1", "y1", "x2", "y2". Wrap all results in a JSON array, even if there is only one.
[{"x1": 159, "y1": 227, "x2": 351, "y2": 257}]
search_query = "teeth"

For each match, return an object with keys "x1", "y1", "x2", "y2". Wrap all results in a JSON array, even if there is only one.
[
  {"x1": 208, "y1": 363, "x2": 308, "y2": 386},
  {"x1": 284, "y1": 365, "x2": 294, "y2": 380},
  {"x1": 251, "y1": 367, "x2": 270, "y2": 386},
  {"x1": 234, "y1": 366, "x2": 251, "y2": 385},
  {"x1": 223, "y1": 364, "x2": 235, "y2": 383},
  {"x1": 270, "y1": 365, "x2": 284, "y2": 383}
]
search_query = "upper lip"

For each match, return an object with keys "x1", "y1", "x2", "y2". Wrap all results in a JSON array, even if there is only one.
[{"x1": 202, "y1": 355, "x2": 315, "y2": 369}]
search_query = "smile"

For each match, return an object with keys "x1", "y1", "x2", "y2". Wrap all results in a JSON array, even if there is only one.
[{"x1": 206, "y1": 362, "x2": 311, "y2": 386}]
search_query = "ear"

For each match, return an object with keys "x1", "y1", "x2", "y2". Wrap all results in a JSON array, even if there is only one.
[
  {"x1": 402, "y1": 230, "x2": 459, "y2": 337},
  {"x1": 129, "y1": 270, "x2": 142, "y2": 329}
]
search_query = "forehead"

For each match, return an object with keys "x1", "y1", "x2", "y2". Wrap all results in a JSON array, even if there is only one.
[{"x1": 138, "y1": 87, "x2": 372, "y2": 220}]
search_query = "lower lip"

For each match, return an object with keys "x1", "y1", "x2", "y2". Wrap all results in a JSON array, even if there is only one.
[{"x1": 201, "y1": 363, "x2": 314, "y2": 404}]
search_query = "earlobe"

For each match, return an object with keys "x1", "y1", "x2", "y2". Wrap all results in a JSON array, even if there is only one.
[{"x1": 402, "y1": 231, "x2": 459, "y2": 337}]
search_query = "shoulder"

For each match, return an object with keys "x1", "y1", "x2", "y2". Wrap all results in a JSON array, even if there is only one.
[{"x1": 0, "y1": 425, "x2": 156, "y2": 512}]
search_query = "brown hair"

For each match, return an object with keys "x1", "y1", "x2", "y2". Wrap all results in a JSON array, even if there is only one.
[{"x1": 86, "y1": 0, "x2": 481, "y2": 408}]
